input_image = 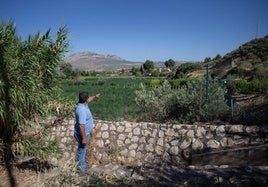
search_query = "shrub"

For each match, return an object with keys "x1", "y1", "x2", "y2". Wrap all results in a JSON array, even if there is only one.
[
  {"x1": 97, "y1": 80, "x2": 105, "y2": 86},
  {"x1": 169, "y1": 78, "x2": 196, "y2": 89},
  {"x1": 173, "y1": 78, "x2": 231, "y2": 123},
  {"x1": 148, "y1": 78, "x2": 161, "y2": 87},
  {"x1": 135, "y1": 78, "x2": 234, "y2": 123},
  {"x1": 152, "y1": 69, "x2": 161, "y2": 77},
  {"x1": 226, "y1": 77, "x2": 268, "y2": 94},
  {"x1": 135, "y1": 81, "x2": 174, "y2": 121},
  {"x1": 237, "y1": 78, "x2": 268, "y2": 94},
  {"x1": 175, "y1": 62, "x2": 202, "y2": 78},
  {"x1": 85, "y1": 76, "x2": 98, "y2": 81},
  {"x1": 65, "y1": 79, "x2": 87, "y2": 86}
]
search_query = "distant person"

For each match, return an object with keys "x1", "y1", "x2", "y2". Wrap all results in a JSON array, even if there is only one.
[{"x1": 74, "y1": 91, "x2": 100, "y2": 172}]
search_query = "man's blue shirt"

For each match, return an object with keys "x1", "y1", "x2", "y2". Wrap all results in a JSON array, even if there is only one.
[{"x1": 74, "y1": 103, "x2": 94, "y2": 136}]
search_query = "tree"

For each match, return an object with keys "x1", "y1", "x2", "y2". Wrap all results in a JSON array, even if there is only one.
[
  {"x1": 213, "y1": 54, "x2": 222, "y2": 61},
  {"x1": 59, "y1": 62, "x2": 73, "y2": 78},
  {"x1": 164, "y1": 58, "x2": 175, "y2": 68},
  {"x1": 203, "y1": 57, "x2": 212, "y2": 63},
  {"x1": 142, "y1": 60, "x2": 154, "y2": 74},
  {"x1": 152, "y1": 69, "x2": 161, "y2": 77},
  {"x1": 130, "y1": 66, "x2": 140, "y2": 76},
  {"x1": 0, "y1": 22, "x2": 69, "y2": 164},
  {"x1": 174, "y1": 62, "x2": 202, "y2": 78}
]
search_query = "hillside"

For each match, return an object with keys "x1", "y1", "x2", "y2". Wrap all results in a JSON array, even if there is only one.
[
  {"x1": 65, "y1": 52, "x2": 142, "y2": 71},
  {"x1": 210, "y1": 35, "x2": 268, "y2": 80}
]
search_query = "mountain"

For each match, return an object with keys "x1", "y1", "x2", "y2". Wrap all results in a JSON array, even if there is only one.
[
  {"x1": 65, "y1": 52, "x2": 142, "y2": 71},
  {"x1": 65, "y1": 52, "x2": 186, "y2": 71}
]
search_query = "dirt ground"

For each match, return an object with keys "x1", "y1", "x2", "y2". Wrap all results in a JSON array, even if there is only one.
[
  {"x1": 1, "y1": 163, "x2": 268, "y2": 187},
  {"x1": 0, "y1": 165, "x2": 51, "y2": 187},
  {"x1": 234, "y1": 94, "x2": 268, "y2": 125}
]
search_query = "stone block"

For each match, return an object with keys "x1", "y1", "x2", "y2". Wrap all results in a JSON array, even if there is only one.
[
  {"x1": 216, "y1": 125, "x2": 226, "y2": 137},
  {"x1": 102, "y1": 131, "x2": 109, "y2": 139},
  {"x1": 133, "y1": 127, "x2": 140, "y2": 135},
  {"x1": 192, "y1": 139, "x2": 204, "y2": 151},
  {"x1": 229, "y1": 125, "x2": 243, "y2": 133},
  {"x1": 207, "y1": 140, "x2": 220, "y2": 149},
  {"x1": 131, "y1": 136, "x2": 139, "y2": 142},
  {"x1": 170, "y1": 146, "x2": 179, "y2": 155},
  {"x1": 180, "y1": 139, "x2": 191, "y2": 149}
]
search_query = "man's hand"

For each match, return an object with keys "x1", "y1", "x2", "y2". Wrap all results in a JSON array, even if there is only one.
[
  {"x1": 95, "y1": 94, "x2": 100, "y2": 99},
  {"x1": 79, "y1": 124, "x2": 87, "y2": 146},
  {"x1": 82, "y1": 138, "x2": 87, "y2": 146}
]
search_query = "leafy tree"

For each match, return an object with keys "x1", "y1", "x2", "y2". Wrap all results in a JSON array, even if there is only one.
[
  {"x1": 174, "y1": 62, "x2": 202, "y2": 78},
  {"x1": 59, "y1": 62, "x2": 73, "y2": 78},
  {"x1": 142, "y1": 60, "x2": 154, "y2": 74},
  {"x1": 152, "y1": 69, "x2": 160, "y2": 77},
  {"x1": 130, "y1": 66, "x2": 140, "y2": 76},
  {"x1": 213, "y1": 54, "x2": 222, "y2": 61},
  {"x1": 0, "y1": 22, "x2": 69, "y2": 163},
  {"x1": 204, "y1": 57, "x2": 212, "y2": 63},
  {"x1": 164, "y1": 58, "x2": 175, "y2": 68}
]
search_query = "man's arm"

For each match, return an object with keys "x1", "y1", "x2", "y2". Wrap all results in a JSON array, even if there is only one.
[
  {"x1": 88, "y1": 94, "x2": 100, "y2": 102},
  {"x1": 79, "y1": 124, "x2": 87, "y2": 145}
]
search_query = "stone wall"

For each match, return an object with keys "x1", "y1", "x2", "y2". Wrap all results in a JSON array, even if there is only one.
[{"x1": 48, "y1": 119, "x2": 268, "y2": 166}]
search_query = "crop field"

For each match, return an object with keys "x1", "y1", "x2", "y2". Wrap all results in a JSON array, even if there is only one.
[{"x1": 58, "y1": 77, "x2": 150, "y2": 121}]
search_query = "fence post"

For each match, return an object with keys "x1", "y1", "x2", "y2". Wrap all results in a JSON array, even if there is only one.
[{"x1": 205, "y1": 65, "x2": 209, "y2": 121}]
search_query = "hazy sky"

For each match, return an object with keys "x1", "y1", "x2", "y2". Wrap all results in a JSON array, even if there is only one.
[{"x1": 1, "y1": 0, "x2": 268, "y2": 62}]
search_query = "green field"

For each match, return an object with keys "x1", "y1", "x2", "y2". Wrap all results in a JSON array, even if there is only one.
[{"x1": 59, "y1": 77, "x2": 149, "y2": 121}]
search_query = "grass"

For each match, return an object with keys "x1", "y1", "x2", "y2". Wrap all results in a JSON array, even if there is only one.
[{"x1": 58, "y1": 77, "x2": 149, "y2": 121}]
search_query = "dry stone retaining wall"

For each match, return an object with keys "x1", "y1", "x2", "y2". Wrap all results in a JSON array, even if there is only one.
[{"x1": 48, "y1": 119, "x2": 268, "y2": 166}]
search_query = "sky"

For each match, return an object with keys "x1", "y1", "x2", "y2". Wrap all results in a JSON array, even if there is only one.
[{"x1": 1, "y1": 0, "x2": 268, "y2": 62}]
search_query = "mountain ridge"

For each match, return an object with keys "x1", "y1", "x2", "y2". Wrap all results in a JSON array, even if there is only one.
[
  {"x1": 65, "y1": 52, "x2": 143, "y2": 71},
  {"x1": 65, "y1": 52, "x2": 186, "y2": 71}
]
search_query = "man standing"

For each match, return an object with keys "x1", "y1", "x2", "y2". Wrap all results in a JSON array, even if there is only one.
[{"x1": 74, "y1": 91, "x2": 100, "y2": 172}]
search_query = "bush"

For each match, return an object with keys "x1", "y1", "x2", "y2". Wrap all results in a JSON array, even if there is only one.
[
  {"x1": 135, "y1": 81, "x2": 174, "y2": 121},
  {"x1": 175, "y1": 63, "x2": 202, "y2": 78},
  {"x1": 173, "y1": 78, "x2": 232, "y2": 123},
  {"x1": 226, "y1": 78, "x2": 268, "y2": 94},
  {"x1": 85, "y1": 76, "x2": 98, "y2": 81},
  {"x1": 97, "y1": 80, "x2": 105, "y2": 86},
  {"x1": 169, "y1": 78, "x2": 196, "y2": 89},
  {"x1": 65, "y1": 79, "x2": 87, "y2": 86},
  {"x1": 152, "y1": 70, "x2": 161, "y2": 77},
  {"x1": 135, "y1": 78, "x2": 234, "y2": 123},
  {"x1": 148, "y1": 79, "x2": 161, "y2": 87},
  {"x1": 237, "y1": 78, "x2": 268, "y2": 94}
]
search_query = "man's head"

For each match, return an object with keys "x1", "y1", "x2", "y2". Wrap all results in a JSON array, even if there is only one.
[{"x1": 79, "y1": 91, "x2": 89, "y2": 103}]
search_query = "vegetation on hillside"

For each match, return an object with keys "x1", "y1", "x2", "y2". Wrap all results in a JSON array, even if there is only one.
[
  {"x1": 224, "y1": 35, "x2": 268, "y2": 63},
  {"x1": 207, "y1": 35, "x2": 268, "y2": 80}
]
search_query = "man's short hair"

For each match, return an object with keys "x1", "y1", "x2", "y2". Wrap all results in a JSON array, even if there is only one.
[{"x1": 79, "y1": 91, "x2": 89, "y2": 103}]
